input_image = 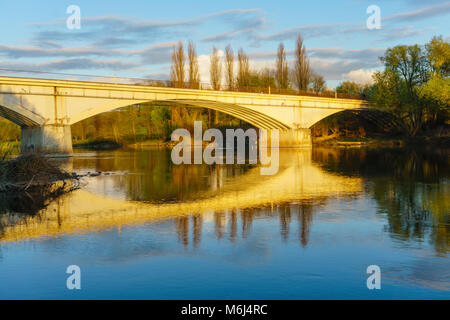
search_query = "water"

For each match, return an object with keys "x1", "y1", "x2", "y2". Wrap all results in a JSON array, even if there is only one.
[{"x1": 0, "y1": 147, "x2": 448, "y2": 299}]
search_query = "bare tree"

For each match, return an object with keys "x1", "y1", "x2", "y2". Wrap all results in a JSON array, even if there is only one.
[
  {"x1": 225, "y1": 45, "x2": 235, "y2": 90},
  {"x1": 311, "y1": 73, "x2": 326, "y2": 93},
  {"x1": 210, "y1": 46, "x2": 222, "y2": 90},
  {"x1": 293, "y1": 35, "x2": 311, "y2": 92},
  {"x1": 169, "y1": 42, "x2": 187, "y2": 125},
  {"x1": 188, "y1": 41, "x2": 200, "y2": 89},
  {"x1": 209, "y1": 46, "x2": 222, "y2": 125},
  {"x1": 170, "y1": 41, "x2": 185, "y2": 88},
  {"x1": 237, "y1": 48, "x2": 250, "y2": 91},
  {"x1": 276, "y1": 43, "x2": 289, "y2": 90}
]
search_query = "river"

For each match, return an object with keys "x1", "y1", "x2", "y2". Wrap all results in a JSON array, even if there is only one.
[{"x1": 0, "y1": 147, "x2": 448, "y2": 299}]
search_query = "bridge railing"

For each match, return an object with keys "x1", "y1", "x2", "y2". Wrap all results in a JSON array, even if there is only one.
[
  {"x1": 134, "y1": 80, "x2": 363, "y2": 100},
  {"x1": 0, "y1": 68, "x2": 363, "y2": 100}
]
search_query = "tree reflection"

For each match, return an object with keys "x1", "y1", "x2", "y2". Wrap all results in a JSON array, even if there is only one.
[
  {"x1": 313, "y1": 147, "x2": 449, "y2": 255},
  {"x1": 74, "y1": 149, "x2": 254, "y2": 203},
  {"x1": 173, "y1": 200, "x2": 318, "y2": 248}
]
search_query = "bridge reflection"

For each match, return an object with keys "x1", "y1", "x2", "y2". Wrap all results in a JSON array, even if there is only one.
[
  {"x1": 0, "y1": 149, "x2": 363, "y2": 243},
  {"x1": 173, "y1": 199, "x2": 318, "y2": 249}
]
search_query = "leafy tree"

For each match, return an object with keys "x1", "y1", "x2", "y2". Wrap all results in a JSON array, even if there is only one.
[
  {"x1": 336, "y1": 81, "x2": 363, "y2": 96},
  {"x1": 371, "y1": 37, "x2": 449, "y2": 136},
  {"x1": 248, "y1": 69, "x2": 276, "y2": 90},
  {"x1": 426, "y1": 35, "x2": 450, "y2": 77},
  {"x1": 419, "y1": 74, "x2": 450, "y2": 125},
  {"x1": 0, "y1": 118, "x2": 20, "y2": 142},
  {"x1": 151, "y1": 106, "x2": 172, "y2": 141}
]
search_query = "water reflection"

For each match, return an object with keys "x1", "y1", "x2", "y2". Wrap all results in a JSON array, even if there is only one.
[
  {"x1": 0, "y1": 149, "x2": 361, "y2": 244},
  {"x1": 313, "y1": 147, "x2": 449, "y2": 255},
  {"x1": 0, "y1": 147, "x2": 448, "y2": 257},
  {"x1": 172, "y1": 201, "x2": 316, "y2": 249}
]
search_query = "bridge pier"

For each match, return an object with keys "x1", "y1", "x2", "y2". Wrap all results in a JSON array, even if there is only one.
[
  {"x1": 21, "y1": 125, "x2": 73, "y2": 156},
  {"x1": 279, "y1": 128, "x2": 312, "y2": 147}
]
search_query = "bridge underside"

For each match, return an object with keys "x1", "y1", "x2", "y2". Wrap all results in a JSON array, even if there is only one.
[
  {"x1": 162, "y1": 100, "x2": 291, "y2": 130},
  {"x1": 3, "y1": 99, "x2": 316, "y2": 155}
]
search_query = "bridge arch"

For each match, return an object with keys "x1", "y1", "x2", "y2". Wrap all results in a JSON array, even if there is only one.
[
  {"x1": 0, "y1": 103, "x2": 45, "y2": 127},
  {"x1": 69, "y1": 99, "x2": 291, "y2": 131}
]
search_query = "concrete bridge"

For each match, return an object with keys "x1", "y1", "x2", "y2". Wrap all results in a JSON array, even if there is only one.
[{"x1": 0, "y1": 76, "x2": 369, "y2": 154}]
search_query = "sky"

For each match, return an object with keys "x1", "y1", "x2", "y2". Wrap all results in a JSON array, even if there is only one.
[{"x1": 0, "y1": 0, "x2": 449, "y2": 88}]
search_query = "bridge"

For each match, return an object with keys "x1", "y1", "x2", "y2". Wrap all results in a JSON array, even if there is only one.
[{"x1": 0, "y1": 76, "x2": 369, "y2": 154}]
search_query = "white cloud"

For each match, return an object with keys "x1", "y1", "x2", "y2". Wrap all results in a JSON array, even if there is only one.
[{"x1": 342, "y1": 69, "x2": 376, "y2": 84}]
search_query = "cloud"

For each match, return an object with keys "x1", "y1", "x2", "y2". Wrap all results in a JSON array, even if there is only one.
[
  {"x1": 201, "y1": 26, "x2": 261, "y2": 42},
  {"x1": 30, "y1": 9, "x2": 266, "y2": 47},
  {"x1": 0, "y1": 44, "x2": 123, "y2": 59},
  {"x1": 309, "y1": 47, "x2": 384, "y2": 62},
  {"x1": 0, "y1": 58, "x2": 137, "y2": 72},
  {"x1": 385, "y1": 2, "x2": 450, "y2": 23},
  {"x1": 253, "y1": 3, "x2": 449, "y2": 44},
  {"x1": 342, "y1": 68, "x2": 376, "y2": 84},
  {"x1": 375, "y1": 26, "x2": 425, "y2": 42},
  {"x1": 309, "y1": 57, "x2": 381, "y2": 81},
  {"x1": 257, "y1": 24, "x2": 343, "y2": 42},
  {"x1": 136, "y1": 42, "x2": 177, "y2": 65}
]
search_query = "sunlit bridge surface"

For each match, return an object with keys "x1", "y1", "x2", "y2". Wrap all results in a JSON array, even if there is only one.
[{"x1": 0, "y1": 148, "x2": 448, "y2": 299}]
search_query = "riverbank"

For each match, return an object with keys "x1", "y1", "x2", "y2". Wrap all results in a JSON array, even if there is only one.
[
  {"x1": 0, "y1": 154, "x2": 79, "y2": 193},
  {"x1": 314, "y1": 136, "x2": 450, "y2": 148},
  {"x1": 313, "y1": 126, "x2": 450, "y2": 148},
  {"x1": 74, "y1": 134, "x2": 450, "y2": 151}
]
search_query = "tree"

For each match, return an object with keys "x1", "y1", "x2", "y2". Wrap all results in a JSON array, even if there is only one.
[
  {"x1": 276, "y1": 43, "x2": 289, "y2": 90},
  {"x1": 258, "y1": 68, "x2": 276, "y2": 89},
  {"x1": 293, "y1": 35, "x2": 311, "y2": 92},
  {"x1": 225, "y1": 45, "x2": 235, "y2": 91},
  {"x1": 210, "y1": 46, "x2": 222, "y2": 90},
  {"x1": 151, "y1": 106, "x2": 172, "y2": 141},
  {"x1": 419, "y1": 74, "x2": 450, "y2": 125},
  {"x1": 209, "y1": 46, "x2": 222, "y2": 125},
  {"x1": 237, "y1": 48, "x2": 250, "y2": 91},
  {"x1": 426, "y1": 35, "x2": 450, "y2": 77},
  {"x1": 188, "y1": 41, "x2": 200, "y2": 89},
  {"x1": 381, "y1": 44, "x2": 429, "y2": 94},
  {"x1": 248, "y1": 69, "x2": 276, "y2": 91},
  {"x1": 420, "y1": 36, "x2": 450, "y2": 126},
  {"x1": 371, "y1": 44, "x2": 431, "y2": 136},
  {"x1": 170, "y1": 41, "x2": 188, "y2": 126},
  {"x1": 0, "y1": 118, "x2": 20, "y2": 142},
  {"x1": 311, "y1": 73, "x2": 326, "y2": 93},
  {"x1": 336, "y1": 81, "x2": 363, "y2": 96},
  {"x1": 170, "y1": 41, "x2": 185, "y2": 88}
]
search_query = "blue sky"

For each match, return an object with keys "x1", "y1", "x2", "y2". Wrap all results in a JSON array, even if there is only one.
[{"x1": 0, "y1": 0, "x2": 449, "y2": 88}]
